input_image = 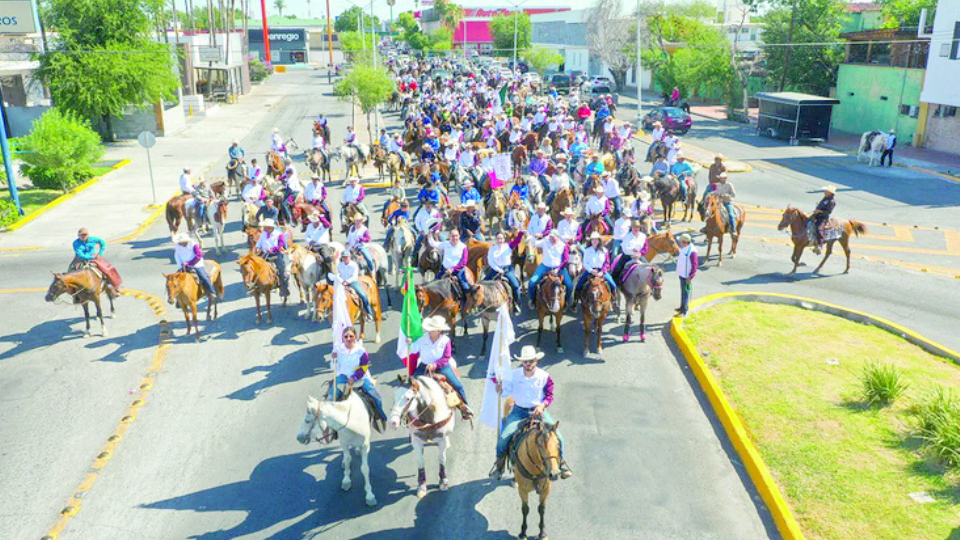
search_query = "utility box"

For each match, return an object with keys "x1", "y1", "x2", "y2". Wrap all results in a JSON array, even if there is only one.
[{"x1": 247, "y1": 29, "x2": 309, "y2": 65}]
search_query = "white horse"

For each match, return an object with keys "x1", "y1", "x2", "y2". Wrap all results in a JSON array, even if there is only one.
[
  {"x1": 337, "y1": 144, "x2": 369, "y2": 181},
  {"x1": 296, "y1": 393, "x2": 378, "y2": 506},
  {"x1": 387, "y1": 220, "x2": 416, "y2": 288},
  {"x1": 389, "y1": 376, "x2": 457, "y2": 499},
  {"x1": 858, "y1": 131, "x2": 888, "y2": 167}
]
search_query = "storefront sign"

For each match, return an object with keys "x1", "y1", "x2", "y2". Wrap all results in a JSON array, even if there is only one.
[{"x1": 0, "y1": 1, "x2": 37, "y2": 34}]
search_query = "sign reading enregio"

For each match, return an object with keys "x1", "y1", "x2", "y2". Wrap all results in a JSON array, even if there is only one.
[{"x1": 0, "y1": 1, "x2": 37, "y2": 34}]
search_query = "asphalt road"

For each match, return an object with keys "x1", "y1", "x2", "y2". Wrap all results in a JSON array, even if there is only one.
[{"x1": 1, "y1": 71, "x2": 958, "y2": 540}]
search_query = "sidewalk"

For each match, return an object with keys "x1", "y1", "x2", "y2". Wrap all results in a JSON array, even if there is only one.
[
  {"x1": 824, "y1": 130, "x2": 960, "y2": 181},
  {"x1": 0, "y1": 78, "x2": 295, "y2": 250}
]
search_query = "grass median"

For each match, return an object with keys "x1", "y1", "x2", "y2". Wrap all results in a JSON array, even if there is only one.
[{"x1": 684, "y1": 301, "x2": 960, "y2": 540}]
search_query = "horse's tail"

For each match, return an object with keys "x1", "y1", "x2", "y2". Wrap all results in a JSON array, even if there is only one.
[{"x1": 848, "y1": 220, "x2": 867, "y2": 237}]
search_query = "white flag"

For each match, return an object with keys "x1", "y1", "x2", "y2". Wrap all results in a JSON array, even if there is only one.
[
  {"x1": 330, "y1": 277, "x2": 350, "y2": 353},
  {"x1": 480, "y1": 305, "x2": 515, "y2": 428}
]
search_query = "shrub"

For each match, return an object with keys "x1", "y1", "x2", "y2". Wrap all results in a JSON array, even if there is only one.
[
  {"x1": 249, "y1": 58, "x2": 271, "y2": 83},
  {"x1": 18, "y1": 108, "x2": 103, "y2": 192},
  {"x1": 911, "y1": 386, "x2": 960, "y2": 468},
  {"x1": 860, "y1": 361, "x2": 908, "y2": 406},
  {"x1": 0, "y1": 198, "x2": 18, "y2": 227}
]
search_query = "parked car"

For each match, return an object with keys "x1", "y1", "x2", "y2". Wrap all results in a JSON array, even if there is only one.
[
  {"x1": 642, "y1": 106, "x2": 693, "y2": 134},
  {"x1": 583, "y1": 76, "x2": 617, "y2": 92},
  {"x1": 582, "y1": 83, "x2": 618, "y2": 105},
  {"x1": 548, "y1": 73, "x2": 575, "y2": 94},
  {"x1": 522, "y1": 72, "x2": 542, "y2": 85}
]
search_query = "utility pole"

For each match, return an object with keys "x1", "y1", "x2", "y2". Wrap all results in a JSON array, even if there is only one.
[
  {"x1": 779, "y1": 0, "x2": 797, "y2": 92},
  {"x1": 260, "y1": 0, "x2": 272, "y2": 67},
  {"x1": 325, "y1": 0, "x2": 334, "y2": 72},
  {"x1": 635, "y1": 0, "x2": 642, "y2": 125},
  {"x1": 371, "y1": 0, "x2": 380, "y2": 135}
]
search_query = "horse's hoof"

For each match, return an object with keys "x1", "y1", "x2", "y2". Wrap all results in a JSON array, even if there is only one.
[
  {"x1": 342, "y1": 480, "x2": 352, "y2": 492},
  {"x1": 439, "y1": 479, "x2": 450, "y2": 491},
  {"x1": 623, "y1": 333, "x2": 630, "y2": 342},
  {"x1": 365, "y1": 495, "x2": 378, "y2": 506},
  {"x1": 83, "y1": 332, "x2": 91, "y2": 338},
  {"x1": 518, "y1": 535, "x2": 527, "y2": 540},
  {"x1": 557, "y1": 346, "x2": 564, "y2": 353},
  {"x1": 640, "y1": 332, "x2": 647, "y2": 342},
  {"x1": 102, "y1": 329, "x2": 109, "y2": 337},
  {"x1": 416, "y1": 485, "x2": 427, "y2": 499}
]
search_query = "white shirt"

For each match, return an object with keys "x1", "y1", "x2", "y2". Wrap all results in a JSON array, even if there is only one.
[
  {"x1": 444, "y1": 147, "x2": 458, "y2": 162},
  {"x1": 242, "y1": 183, "x2": 263, "y2": 203},
  {"x1": 388, "y1": 137, "x2": 402, "y2": 153},
  {"x1": 338, "y1": 259, "x2": 361, "y2": 283},
  {"x1": 556, "y1": 218, "x2": 579, "y2": 243},
  {"x1": 585, "y1": 195, "x2": 607, "y2": 217},
  {"x1": 676, "y1": 244, "x2": 696, "y2": 278},
  {"x1": 415, "y1": 208, "x2": 441, "y2": 234},
  {"x1": 487, "y1": 243, "x2": 512, "y2": 273},
  {"x1": 248, "y1": 166, "x2": 263, "y2": 183},
  {"x1": 621, "y1": 231, "x2": 647, "y2": 258},
  {"x1": 346, "y1": 226, "x2": 368, "y2": 249},
  {"x1": 550, "y1": 173, "x2": 571, "y2": 193},
  {"x1": 459, "y1": 151, "x2": 475, "y2": 167},
  {"x1": 255, "y1": 230, "x2": 284, "y2": 253},
  {"x1": 179, "y1": 173, "x2": 193, "y2": 193},
  {"x1": 303, "y1": 181, "x2": 324, "y2": 201},
  {"x1": 411, "y1": 334, "x2": 450, "y2": 366},
  {"x1": 271, "y1": 133, "x2": 284, "y2": 151},
  {"x1": 582, "y1": 245, "x2": 607, "y2": 272},
  {"x1": 528, "y1": 213, "x2": 551, "y2": 237},
  {"x1": 504, "y1": 367, "x2": 551, "y2": 408},
  {"x1": 602, "y1": 120, "x2": 614, "y2": 134},
  {"x1": 886, "y1": 134, "x2": 896, "y2": 150},
  {"x1": 173, "y1": 241, "x2": 203, "y2": 268},
  {"x1": 428, "y1": 238, "x2": 467, "y2": 270},
  {"x1": 535, "y1": 238, "x2": 566, "y2": 267},
  {"x1": 305, "y1": 221, "x2": 330, "y2": 245},
  {"x1": 633, "y1": 199, "x2": 653, "y2": 216},
  {"x1": 342, "y1": 184, "x2": 363, "y2": 204},
  {"x1": 509, "y1": 130, "x2": 523, "y2": 144},
  {"x1": 334, "y1": 343, "x2": 369, "y2": 380},
  {"x1": 603, "y1": 177, "x2": 621, "y2": 199},
  {"x1": 285, "y1": 170, "x2": 301, "y2": 193},
  {"x1": 613, "y1": 217, "x2": 631, "y2": 241},
  {"x1": 651, "y1": 127, "x2": 665, "y2": 141}
]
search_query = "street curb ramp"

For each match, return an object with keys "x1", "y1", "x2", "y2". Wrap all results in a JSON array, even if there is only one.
[{"x1": 669, "y1": 291, "x2": 960, "y2": 540}]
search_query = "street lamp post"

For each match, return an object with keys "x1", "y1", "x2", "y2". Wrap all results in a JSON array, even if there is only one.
[
  {"x1": 510, "y1": 0, "x2": 530, "y2": 74},
  {"x1": 636, "y1": 0, "x2": 642, "y2": 125}
]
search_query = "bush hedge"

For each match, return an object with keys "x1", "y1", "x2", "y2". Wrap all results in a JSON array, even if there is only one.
[
  {"x1": 0, "y1": 198, "x2": 19, "y2": 227},
  {"x1": 18, "y1": 108, "x2": 104, "y2": 192}
]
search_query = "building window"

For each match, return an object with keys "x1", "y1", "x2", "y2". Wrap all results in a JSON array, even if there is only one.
[
  {"x1": 952, "y1": 22, "x2": 960, "y2": 60},
  {"x1": 899, "y1": 104, "x2": 919, "y2": 117},
  {"x1": 937, "y1": 105, "x2": 958, "y2": 117}
]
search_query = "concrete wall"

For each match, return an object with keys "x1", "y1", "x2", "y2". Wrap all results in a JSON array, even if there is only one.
[
  {"x1": 922, "y1": 108, "x2": 960, "y2": 154},
  {"x1": 920, "y1": 0, "x2": 960, "y2": 107},
  {"x1": 832, "y1": 64, "x2": 924, "y2": 144},
  {"x1": 6, "y1": 105, "x2": 51, "y2": 138}
]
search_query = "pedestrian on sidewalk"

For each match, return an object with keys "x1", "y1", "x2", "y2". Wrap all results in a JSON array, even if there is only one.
[
  {"x1": 675, "y1": 234, "x2": 698, "y2": 317},
  {"x1": 881, "y1": 130, "x2": 896, "y2": 167}
]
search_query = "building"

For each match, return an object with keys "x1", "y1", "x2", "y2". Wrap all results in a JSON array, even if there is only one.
[
  {"x1": 841, "y1": 2, "x2": 884, "y2": 33},
  {"x1": 714, "y1": 0, "x2": 763, "y2": 58},
  {"x1": 420, "y1": 7, "x2": 569, "y2": 54},
  {"x1": 916, "y1": 0, "x2": 960, "y2": 154},
  {"x1": 831, "y1": 27, "x2": 929, "y2": 144},
  {"x1": 248, "y1": 28, "x2": 310, "y2": 65}
]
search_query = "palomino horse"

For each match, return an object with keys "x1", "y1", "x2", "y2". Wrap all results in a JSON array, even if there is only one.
[
  {"x1": 296, "y1": 394, "x2": 378, "y2": 507},
  {"x1": 485, "y1": 189, "x2": 508, "y2": 233},
  {"x1": 288, "y1": 244, "x2": 324, "y2": 319},
  {"x1": 45, "y1": 269, "x2": 115, "y2": 337},
  {"x1": 644, "y1": 231, "x2": 682, "y2": 262},
  {"x1": 380, "y1": 196, "x2": 403, "y2": 228},
  {"x1": 238, "y1": 253, "x2": 286, "y2": 324},
  {"x1": 653, "y1": 173, "x2": 697, "y2": 226},
  {"x1": 314, "y1": 276, "x2": 383, "y2": 343},
  {"x1": 163, "y1": 263, "x2": 224, "y2": 341},
  {"x1": 389, "y1": 376, "x2": 458, "y2": 499},
  {"x1": 777, "y1": 206, "x2": 867, "y2": 275},
  {"x1": 549, "y1": 189, "x2": 574, "y2": 225},
  {"x1": 463, "y1": 278, "x2": 512, "y2": 351},
  {"x1": 580, "y1": 275, "x2": 613, "y2": 353},
  {"x1": 617, "y1": 261, "x2": 663, "y2": 342},
  {"x1": 386, "y1": 153, "x2": 406, "y2": 185},
  {"x1": 266, "y1": 151, "x2": 284, "y2": 179},
  {"x1": 507, "y1": 416, "x2": 562, "y2": 540},
  {"x1": 535, "y1": 272, "x2": 566, "y2": 353},
  {"x1": 702, "y1": 194, "x2": 745, "y2": 266}
]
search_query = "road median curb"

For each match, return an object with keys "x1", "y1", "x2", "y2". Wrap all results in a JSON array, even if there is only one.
[{"x1": 670, "y1": 291, "x2": 960, "y2": 540}]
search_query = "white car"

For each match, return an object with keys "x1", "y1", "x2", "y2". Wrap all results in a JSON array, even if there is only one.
[
  {"x1": 582, "y1": 77, "x2": 617, "y2": 92},
  {"x1": 522, "y1": 72, "x2": 542, "y2": 85}
]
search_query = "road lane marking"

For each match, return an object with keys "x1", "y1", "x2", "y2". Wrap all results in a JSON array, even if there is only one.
[{"x1": 0, "y1": 287, "x2": 45, "y2": 293}]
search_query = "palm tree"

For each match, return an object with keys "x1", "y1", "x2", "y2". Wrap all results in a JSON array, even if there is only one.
[
  {"x1": 437, "y1": 0, "x2": 462, "y2": 30},
  {"x1": 274, "y1": 0, "x2": 286, "y2": 17}
]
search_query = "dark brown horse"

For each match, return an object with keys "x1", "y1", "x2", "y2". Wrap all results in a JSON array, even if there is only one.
[
  {"x1": 580, "y1": 274, "x2": 613, "y2": 353},
  {"x1": 652, "y1": 173, "x2": 697, "y2": 227},
  {"x1": 463, "y1": 278, "x2": 511, "y2": 351},
  {"x1": 535, "y1": 272, "x2": 566, "y2": 353},
  {"x1": 165, "y1": 193, "x2": 193, "y2": 234},
  {"x1": 415, "y1": 277, "x2": 470, "y2": 351},
  {"x1": 164, "y1": 263, "x2": 224, "y2": 341},
  {"x1": 45, "y1": 269, "x2": 115, "y2": 337},
  {"x1": 238, "y1": 253, "x2": 285, "y2": 324},
  {"x1": 417, "y1": 242, "x2": 442, "y2": 281},
  {"x1": 702, "y1": 194, "x2": 745, "y2": 266},
  {"x1": 777, "y1": 206, "x2": 867, "y2": 275},
  {"x1": 511, "y1": 145, "x2": 528, "y2": 180}
]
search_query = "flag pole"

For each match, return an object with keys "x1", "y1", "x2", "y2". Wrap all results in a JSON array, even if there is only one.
[{"x1": 495, "y1": 308, "x2": 505, "y2": 441}]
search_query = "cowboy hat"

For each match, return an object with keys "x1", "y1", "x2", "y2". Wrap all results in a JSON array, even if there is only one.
[
  {"x1": 562, "y1": 207, "x2": 575, "y2": 215},
  {"x1": 514, "y1": 345, "x2": 545, "y2": 362},
  {"x1": 536, "y1": 201, "x2": 547, "y2": 209},
  {"x1": 639, "y1": 191, "x2": 651, "y2": 202},
  {"x1": 588, "y1": 231, "x2": 602, "y2": 241},
  {"x1": 348, "y1": 177, "x2": 359, "y2": 183},
  {"x1": 463, "y1": 200, "x2": 477, "y2": 208},
  {"x1": 593, "y1": 183, "x2": 604, "y2": 192},
  {"x1": 308, "y1": 213, "x2": 320, "y2": 223},
  {"x1": 422, "y1": 315, "x2": 450, "y2": 332},
  {"x1": 172, "y1": 232, "x2": 191, "y2": 244},
  {"x1": 260, "y1": 218, "x2": 277, "y2": 228},
  {"x1": 823, "y1": 185, "x2": 837, "y2": 194},
  {"x1": 714, "y1": 153, "x2": 725, "y2": 161},
  {"x1": 679, "y1": 233, "x2": 692, "y2": 244},
  {"x1": 351, "y1": 214, "x2": 366, "y2": 222}
]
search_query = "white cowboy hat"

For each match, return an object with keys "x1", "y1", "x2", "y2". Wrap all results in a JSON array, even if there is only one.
[
  {"x1": 273, "y1": 128, "x2": 280, "y2": 133},
  {"x1": 351, "y1": 214, "x2": 366, "y2": 222},
  {"x1": 463, "y1": 200, "x2": 477, "y2": 208},
  {"x1": 588, "y1": 231, "x2": 602, "y2": 241},
  {"x1": 622, "y1": 206, "x2": 634, "y2": 217},
  {"x1": 422, "y1": 315, "x2": 450, "y2": 332},
  {"x1": 823, "y1": 185, "x2": 837, "y2": 194},
  {"x1": 172, "y1": 232, "x2": 191, "y2": 244},
  {"x1": 555, "y1": 153, "x2": 568, "y2": 161},
  {"x1": 562, "y1": 207, "x2": 575, "y2": 216},
  {"x1": 714, "y1": 153, "x2": 725, "y2": 161},
  {"x1": 676, "y1": 152, "x2": 686, "y2": 160},
  {"x1": 182, "y1": 167, "x2": 191, "y2": 173},
  {"x1": 348, "y1": 177, "x2": 359, "y2": 183},
  {"x1": 679, "y1": 233, "x2": 692, "y2": 244},
  {"x1": 514, "y1": 345, "x2": 545, "y2": 362},
  {"x1": 639, "y1": 191, "x2": 651, "y2": 202},
  {"x1": 536, "y1": 202, "x2": 547, "y2": 209},
  {"x1": 308, "y1": 213, "x2": 320, "y2": 222},
  {"x1": 260, "y1": 218, "x2": 277, "y2": 228}
]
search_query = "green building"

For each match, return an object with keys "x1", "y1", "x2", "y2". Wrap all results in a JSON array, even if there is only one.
[{"x1": 840, "y1": 2, "x2": 884, "y2": 33}]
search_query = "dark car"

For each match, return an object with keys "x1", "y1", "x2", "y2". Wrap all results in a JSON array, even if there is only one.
[
  {"x1": 548, "y1": 74, "x2": 574, "y2": 94},
  {"x1": 642, "y1": 106, "x2": 693, "y2": 134}
]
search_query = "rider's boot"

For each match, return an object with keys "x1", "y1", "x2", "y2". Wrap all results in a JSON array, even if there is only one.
[
  {"x1": 458, "y1": 402, "x2": 475, "y2": 421},
  {"x1": 489, "y1": 454, "x2": 507, "y2": 480},
  {"x1": 105, "y1": 283, "x2": 121, "y2": 299},
  {"x1": 560, "y1": 460, "x2": 574, "y2": 479}
]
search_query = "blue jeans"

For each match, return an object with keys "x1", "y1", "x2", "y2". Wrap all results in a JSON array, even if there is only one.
[
  {"x1": 265, "y1": 252, "x2": 289, "y2": 295},
  {"x1": 189, "y1": 265, "x2": 217, "y2": 298},
  {"x1": 413, "y1": 363, "x2": 467, "y2": 404},
  {"x1": 355, "y1": 245, "x2": 375, "y2": 274},
  {"x1": 527, "y1": 264, "x2": 572, "y2": 304},
  {"x1": 485, "y1": 267, "x2": 521, "y2": 306},
  {"x1": 573, "y1": 271, "x2": 616, "y2": 304},
  {"x1": 723, "y1": 201, "x2": 736, "y2": 230},
  {"x1": 334, "y1": 374, "x2": 386, "y2": 419},
  {"x1": 679, "y1": 276, "x2": 691, "y2": 314},
  {"x1": 610, "y1": 196, "x2": 623, "y2": 217},
  {"x1": 441, "y1": 268, "x2": 472, "y2": 297},
  {"x1": 497, "y1": 406, "x2": 564, "y2": 458},
  {"x1": 611, "y1": 239, "x2": 622, "y2": 257},
  {"x1": 347, "y1": 280, "x2": 373, "y2": 316}
]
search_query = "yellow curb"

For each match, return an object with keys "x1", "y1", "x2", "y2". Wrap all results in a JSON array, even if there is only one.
[
  {"x1": 0, "y1": 246, "x2": 40, "y2": 252},
  {"x1": 671, "y1": 292, "x2": 960, "y2": 540},
  {"x1": 4, "y1": 160, "x2": 133, "y2": 233}
]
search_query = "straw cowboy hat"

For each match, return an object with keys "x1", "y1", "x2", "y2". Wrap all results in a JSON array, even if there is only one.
[
  {"x1": 823, "y1": 185, "x2": 837, "y2": 194},
  {"x1": 351, "y1": 214, "x2": 366, "y2": 222},
  {"x1": 463, "y1": 199, "x2": 477, "y2": 208},
  {"x1": 172, "y1": 232, "x2": 191, "y2": 244},
  {"x1": 259, "y1": 219, "x2": 277, "y2": 228},
  {"x1": 562, "y1": 207, "x2": 575, "y2": 216},
  {"x1": 308, "y1": 213, "x2": 320, "y2": 223},
  {"x1": 422, "y1": 315, "x2": 450, "y2": 332},
  {"x1": 588, "y1": 231, "x2": 602, "y2": 241},
  {"x1": 514, "y1": 345, "x2": 545, "y2": 362}
]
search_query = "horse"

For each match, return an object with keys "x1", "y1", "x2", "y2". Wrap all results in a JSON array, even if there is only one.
[
  {"x1": 580, "y1": 274, "x2": 613, "y2": 354},
  {"x1": 415, "y1": 277, "x2": 469, "y2": 350},
  {"x1": 485, "y1": 189, "x2": 508, "y2": 233},
  {"x1": 777, "y1": 206, "x2": 867, "y2": 275},
  {"x1": 646, "y1": 140, "x2": 668, "y2": 162},
  {"x1": 288, "y1": 244, "x2": 324, "y2": 319},
  {"x1": 341, "y1": 202, "x2": 366, "y2": 234},
  {"x1": 387, "y1": 220, "x2": 416, "y2": 288},
  {"x1": 858, "y1": 131, "x2": 888, "y2": 167},
  {"x1": 296, "y1": 394, "x2": 378, "y2": 507},
  {"x1": 702, "y1": 194, "x2": 745, "y2": 266},
  {"x1": 238, "y1": 253, "x2": 286, "y2": 325},
  {"x1": 644, "y1": 231, "x2": 682, "y2": 262},
  {"x1": 337, "y1": 144, "x2": 367, "y2": 181},
  {"x1": 165, "y1": 194, "x2": 192, "y2": 234},
  {"x1": 163, "y1": 263, "x2": 224, "y2": 341},
  {"x1": 617, "y1": 261, "x2": 663, "y2": 342},
  {"x1": 583, "y1": 214, "x2": 611, "y2": 237},
  {"x1": 550, "y1": 188, "x2": 574, "y2": 225},
  {"x1": 266, "y1": 151, "x2": 285, "y2": 179},
  {"x1": 196, "y1": 198, "x2": 227, "y2": 255},
  {"x1": 466, "y1": 238, "x2": 490, "y2": 278},
  {"x1": 417, "y1": 242, "x2": 443, "y2": 281},
  {"x1": 371, "y1": 145, "x2": 388, "y2": 180},
  {"x1": 307, "y1": 148, "x2": 332, "y2": 182},
  {"x1": 511, "y1": 146, "x2": 528, "y2": 180},
  {"x1": 45, "y1": 269, "x2": 115, "y2": 337},
  {"x1": 225, "y1": 159, "x2": 247, "y2": 199},
  {"x1": 652, "y1": 173, "x2": 697, "y2": 227},
  {"x1": 507, "y1": 416, "x2": 562, "y2": 540},
  {"x1": 389, "y1": 376, "x2": 458, "y2": 499},
  {"x1": 463, "y1": 278, "x2": 512, "y2": 351},
  {"x1": 535, "y1": 272, "x2": 566, "y2": 353},
  {"x1": 314, "y1": 276, "x2": 382, "y2": 343},
  {"x1": 356, "y1": 243, "x2": 391, "y2": 302},
  {"x1": 386, "y1": 153, "x2": 407, "y2": 185}
]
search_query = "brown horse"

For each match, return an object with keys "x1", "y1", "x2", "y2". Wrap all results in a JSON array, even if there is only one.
[
  {"x1": 164, "y1": 263, "x2": 224, "y2": 341},
  {"x1": 381, "y1": 197, "x2": 403, "y2": 227},
  {"x1": 702, "y1": 194, "x2": 745, "y2": 266},
  {"x1": 522, "y1": 131, "x2": 539, "y2": 154},
  {"x1": 485, "y1": 189, "x2": 508, "y2": 233},
  {"x1": 45, "y1": 269, "x2": 115, "y2": 337},
  {"x1": 463, "y1": 278, "x2": 511, "y2": 351},
  {"x1": 580, "y1": 274, "x2": 613, "y2": 353},
  {"x1": 511, "y1": 146, "x2": 528, "y2": 180},
  {"x1": 535, "y1": 272, "x2": 566, "y2": 353},
  {"x1": 371, "y1": 145, "x2": 388, "y2": 180},
  {"x1": 508, "y1": 416, "x2": 562, "y2": 540},
  {"x1": 165, "y1": 194, "x2": 192, "y2": 233},
  {"x1": 653, "y1": 174, "x2": 697, "y2": 227},
  {"x1": 467, "y1": 238, "x2": 490, "y2": 278},
  {"x1": 266, "y1": 151, "x2": 284, "y2": 178},
  {"x1": 418, "y1": 242, "x2": 442, "y2": 281},
  {"x1": 238, "y1": 253, "x2": 285, "y2": 324},
  {"x1": 550, "y1": 189, "x2": 573, "y2": 225},
  {"x1": 415, "y1": 277, "x2": 470, "y2": 351},
  {"x1": 777, "y1": 206, "x2": 867, "y2": 275},
  {"x1": 583, "y1": 215, "x2": 611, "y2": 237},
  {"x1": 314, "y1": 276, "x2": 382, "y2": 343},
  {"x1": 644, "y1": 231, "x2": 681, "y2": 262}
]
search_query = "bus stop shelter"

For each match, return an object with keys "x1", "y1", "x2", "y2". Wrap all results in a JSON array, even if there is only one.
[{"x1": 756, "y1": 92, "x2": 840, "y2": 145}]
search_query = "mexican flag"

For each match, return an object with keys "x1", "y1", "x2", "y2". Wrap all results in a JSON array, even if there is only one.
[{"x1": 397, "y1": 268, "x2": 423, "y2": 376}]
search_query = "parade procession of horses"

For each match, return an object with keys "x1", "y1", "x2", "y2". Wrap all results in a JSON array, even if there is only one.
[{"x1": 43, "y1": 54, "x2": 870, "y2": 540}]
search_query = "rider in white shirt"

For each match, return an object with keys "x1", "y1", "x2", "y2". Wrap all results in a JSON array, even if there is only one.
[
  {"x1": 270, "y1": 128, "x2": 285, "y2": 155},
  {"x1": 304, "y1": 212, "x2": 332, "y2": 247},
  {"x1": 484, "y1": 232, "x2": 522, "y2": 313},
  {"x1": 555, "y1": 208, "x2": 581, "y2": 244}
]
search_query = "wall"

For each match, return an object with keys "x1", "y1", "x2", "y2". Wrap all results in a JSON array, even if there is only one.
[
  {"x1": 6, "y1": 105, "x2": 50, "y2": 138},
  {"x1": 922, "y1": 110, "x2": 960, "y2": 154},
  {"x1": 831, "y1": 63, "x2": 924, "y2": 144},
  {"x1": 920, "y1": 0, "x2": 960, "y2": 107}
]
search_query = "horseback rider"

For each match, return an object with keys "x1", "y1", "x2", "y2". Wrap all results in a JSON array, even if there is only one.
[
  {"x1": 228, "y1": 139, "x2": 245, "y2": 161},
  {"x1": 711, "y1": 173, "x2": 737, "y2": 231},
  {"x1": 489, "y1": 345, "x2": 572, "y2": 480},
  {"x1": 178, "y1": 166, "x2": 208, "y2": 222},
  {"x1": 344, "y1": 126, "x2": 366, "y2": 162},
  {"x1": 547, "y1": 158, "x2": 571, "y2": 206},
  {"x1": 303, "y1": 174, "x2": 331, "y2": 217},
  {"x1": 336, "y1": 249, "x2": 375, "y2": 321},
  {"x1": 426, "y1": 228, "x2": 475, "y2": 305},
  {"x1": 330, "y1": 326, "x2": 387, "y2": 425},
  {"x1": 526, "y1": 202, "x2": 553, "y2": 241},
  {"x1": 529, "y1": 149, "x2": 550, "y2": 192},
  {"x1": 341, "y1": 176, "x2": 368, "y2": 223},
  {"x1": 408, "y1": 315, "x2": 474, "y2": 420},
  {"x1": 527, "y1": 230, "x2": 573, "y2": 309},
  {"x1": 459, "y1": 178, "x2": 482, "y2": 207},
  {"x1": 305, "y1": 212, "x2": 332, "y2": 248},
  {"x1": 242, "y1": 174, "x2": 266, "y2": 207},
  {"x1": 459, "y1": 200, "x2": 484, "y2": 242},
  {"x1": 556, "y1": 207, "x2": 581, "y2": 245},
  {"x1": 707, "y1": 153, "x2": 726, "y2": 191},
  {"x1": 650, "y1": 154, "x2": 669, "y2": 178},
  {"x1": 646, "y1": 121, "x2": 665, "y2": 161},
  {"x1": 485, "y1": 232, "x2": 522, "y2": 315},
  {"x1": 388, "y1": 132, "x2": 406, "y2": 167},
  {"x1": 383, "y1": 199, "x2": 411, "y2": 249},
  {"x1": 413, "y1": 200, "x2": 442, "y2": 258},
  {"x1": 509, "y1": 176, "x2": 533, "y2": 215},
  {"x1": 173, "y1": 232, "x2": 219, "y2": 299},
  {"x1": 270, "y1": 128, "x2": 285, "y2": 156},
  {"x1": 314, "y1": 113, "x2": 328, "y2": 136},
  {"x1": 612, "y1": 219, "x2": 648, "y2": 280},
  {"x1": 347, "y1": 214, "x2": 376, "y2": 275},
  {"x1": 311, "y1": 129, "x2": 327, "y2": 155},
  {"x1": 415, "y1": 177, "x2": 442, "y2": 217},
  {"x1": 255, "y1": 196, "x2": 280, "y2": 224},
  {"x1": 612, "y1": 206, "x2": 633, "y2": 256},
  {"x1": 571, "y1": 232, "x2": 616, "y2": 308},
  {"x1": 458, "y1": 144, "x2": 477, "y2": 171},
  {"x1": 279, "y1": 158, "x2": 302, "y2": 225},
  {"x1": 670, "y1": 153, "x2": 695, "y2": 202},
  {"x1": 378, "y1": 128, "x2": 391, "y2": 152},
  {"x1": 253, "y1": 219, "x2": 290, "y2": 298},
  {"x1": 420, "y1": 143, "x2": 436, "y2": 164},
  {"x1": 810, "y1": 185, "x2": 837, "y2": 253},
  {"x1": 583, "y1": 154, "x2": 605, "y2": 193},
  {"x1": 631, "y1": 189, "x2": 654, "y2": 219},
  {"x1": 71, "y1": 228, "x2": 122, "y2": 298},
  {"x1": 248, "y1": 158, "x2": 264, "y2": 186},
  {"x1": 581, "y1": 183, "x2": 613, "y2": 237}
]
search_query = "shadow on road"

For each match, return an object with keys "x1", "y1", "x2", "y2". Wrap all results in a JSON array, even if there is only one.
[
  {"x1": 84, "y1": 322, "x2": 159, "y2": 362},
  {"x1": 224, "y1": 342, "x2": 330, "y2": 401},
  {"x1": 0, "y1": 318, "x2": 81, "y2": 361}
]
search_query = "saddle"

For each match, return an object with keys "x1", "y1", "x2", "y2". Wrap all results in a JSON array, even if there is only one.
[
  {"x1": 334, "y1": 386, "x2": 385, "y2": 433},
  {"x1": 614, "y1": 255, "x2": 643, "y2": 282},
  {"x1": 806, "y1": 218, "x2": 842, "y2": 245},
  {"x1": 427, "y1": 373, "x2": 464, "y2": 408}
]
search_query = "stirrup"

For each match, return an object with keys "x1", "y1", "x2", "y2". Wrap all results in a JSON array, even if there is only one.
[
  {"x1": 560, "y1": 461, "x2": 573, "y2": 479},
  {"x1": 489, "y1": 457, "x2": 506, "y2": 480}
]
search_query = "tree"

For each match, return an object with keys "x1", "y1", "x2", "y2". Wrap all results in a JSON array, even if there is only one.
[
  {"x1": 521, "y1": 46, "x2": 564, "y2": 76},
  {"x1": 429, "y1": 28, "x2": 453, "y2": 51},
  {"x1": 879, "y1": 0, "x2": 936, "y2": 28},
  {"x1": 728, "y1": 0, "x2": 764, "y2": 113},
  {"x1": 396, "y1": 12, "x2": 419, "y2": 35},
  {"x1": 341, "y1": 30, "x2": 376, "y2": 53},
  {"x1": 586, "y1": 0, "x2": 634, "y2": 91},
  {"x1": 644, "y1": 14, "x2": 735, "y2": 102},
  {"x1": 38, "y1": 0, "x2": 179, "y2": 141},
  {"x1": 760, "y1": 0, "x2": 845, "y2": 96},
  {"x1": 19, "y1": 108, "x2": 105, "y2": 192},
  {"x1": 434, "y1": 0, "x2": 463, "y2": 31},
  {"x1": 274, "y1": 0, "x2": 286, "y2": 18},
  {"x1": 335, "y1": 6, "x2": 380, "y2": 33},
  {"x1": 489, "y1": 12, "x2": 531, "y2": 57},
  {"x1": 334, "y1": 61, "x2": 394, "y2": 144}
]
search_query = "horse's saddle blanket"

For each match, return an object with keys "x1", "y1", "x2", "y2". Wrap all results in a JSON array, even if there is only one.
[
  {"x1": 717, "y1": 202, "x2": 741, "y2": 223},
  {"x1": 430, "y1": 373, "x2": 462, "y2": 408},
  {"x1": 806, "y1": 219, "x2": 842, "y2": 244}
]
